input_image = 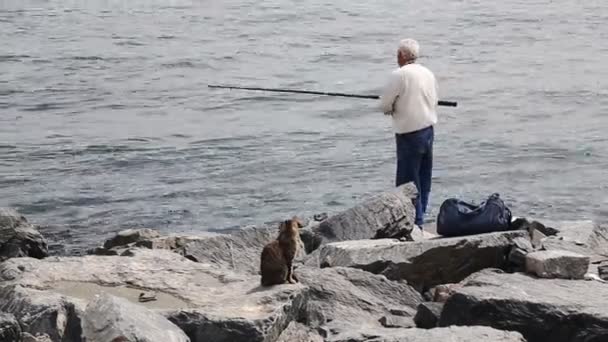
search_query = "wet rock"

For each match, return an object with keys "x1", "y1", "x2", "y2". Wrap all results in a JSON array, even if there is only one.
[
  {"x1": 103, "y1": 228, "x2": 161, "y2": 249},
  {"x1": 313, "y1": 212, "x2": 328, "y2": 222},
  {"x1": 319, "y1": 230, "x2": 529, "y2": 290},
  {"x1": 311, "y1": 183, "x2": 418, "y2": 250},
  {"x1": 326, "y1": 326, "x2": 525, "y2": 342},
  {"x1": 296, "y1": 266, "x2": 422, "y2": 340},
  {"x1": 0, "y1": 250, "x2": 307, "y2": 342},
  {"x1": 277, "y1": 322, "x2": 323, "y2": 342},
  {"x1": 0, "y1": 285, "x2": 82, "y2": 341},
  {"x1": 87, "y1": 246, "x2": 120, "y2": 256},
  {"x1": 0, "y1": 208, "x2": 48, "y2": 261},
  {"x1": 0, "y1": 312, "x2": 21, "y2": 342},
  {"x1": 414, "y1": 302, "x2": 444, "y2": 329},
  {"x1": 82, "y1": 293, "x2": 190, "y2": 342},
  {"x1": 439, "y1": 268, "x2": 608, "y2": 342},
  {"x1": 526, "y1": 250, "x2": 590, "y2": 279},
  {"x1": 178, "y1": 225, "x2": 305, "y2": 275}
]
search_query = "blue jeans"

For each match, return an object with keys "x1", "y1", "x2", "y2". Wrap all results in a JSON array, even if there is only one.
[{"x1": 395, "y1": 125, "x2": 434, "y2": 226}]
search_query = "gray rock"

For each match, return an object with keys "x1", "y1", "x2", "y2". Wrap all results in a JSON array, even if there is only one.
[
  {"x1": 177, "y1": 225, "x2": 306, "y2": 275},
  {"x1": 276, "y1": 322, "x2": 323, "y2": 342},
  {"x1": 439, "y1": 268, "x2": 608, "y2": 342},
  {"x1": 372, "y1": 215, "x2": 415, "y2": 241},
  {"x1": 414, "y1": 302, "x2": 443, "y2": 329},
  {"x1": 0, "y1": 285, "x2": 82, "y2": 341},
  {"x1": 90, "y1": 229, "x2": 222, "y2": 256},
  {"x1": 295, "y1": 266, "x2": 422, "y2": 340},
  {"x1": 103, "y1": 228, "x2": 161, "y2": 249},
  {"x1": 0, "y1": 250, "x2": 307, "y2": 342},
  {"x1": 327, "y1": 326, "x2": 525, "y2": 342},
  {"x1": 378, "y1": 315, "x2": 415, "y2": 328},
  {"x1": 312, "y1": 183, "x2": 418, "y2": 249},
  {"x1": 0, "y1": 208, "x2": 48, "y2": 261},
  {"x1": 319, "y1": 230, "x2": 529, "y2": 290},
  {"x1": 0, "y1": 312, "x2": 21, "y2": 342},
  {"x1": 87, "y1": 247, "x2": 119, "y2": 256},
  {"x1": 82, "y1": 293, "x2": 190, "y2": 342},
  {"x1": 526, "y1": 250, "x2": 590, "y2": 279}
]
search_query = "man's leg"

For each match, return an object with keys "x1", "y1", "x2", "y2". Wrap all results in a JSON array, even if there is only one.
[
  {"x1": 418, "y1": 127, "x2": 434, "y2": 222},
  {"x1": 395, "y1": 133, "x2": 423, "y2": 225}
]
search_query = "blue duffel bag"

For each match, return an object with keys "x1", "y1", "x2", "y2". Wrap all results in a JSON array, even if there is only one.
[{"x1": 436, "y1": 193, "x2": 513, "y2": 237}]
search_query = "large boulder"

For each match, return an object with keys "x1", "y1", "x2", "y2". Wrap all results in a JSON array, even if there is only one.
[
  {"x1": 439, "y1": 268, "x2": 608, "y2": 342},
  {"x1": 82, "y1": 293, "x2": 190, "y2": 342},
  {"x1": 309, "y1": 183, "x2": 418, "y2": 251},
  {"x1": 0, "y1": 312, "x2": 21, "y2": 342},
  {"x1": 0, "y1": 250, "x2": 307, "y2": 342},
  {"x1": 326, "y1": 326, "x2": 526, "y2": 342},
  {"x1": 295, "y1": 266, "x2": 422, "y2": 340},
  {"x1": 177, "y1": 225, "x2": 306, "y2": 275},
  {"x1": 0, "y1": 208, "x2": 48, "y2": 261},
  {"x1": 318, "y1": 230, "x2": 530, "y2": 290},
  {"x1": 0, "y1": 285, "x2": 83, "y2": 341}
]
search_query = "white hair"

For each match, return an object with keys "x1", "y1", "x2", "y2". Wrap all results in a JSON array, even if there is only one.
[{"x1": 398, "y1": 39, "x2": 420, "y2": 60}]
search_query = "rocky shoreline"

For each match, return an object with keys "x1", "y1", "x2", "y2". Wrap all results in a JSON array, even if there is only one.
[{"x1": 1, "y1": 184, "x2": 608, "y2": 342}]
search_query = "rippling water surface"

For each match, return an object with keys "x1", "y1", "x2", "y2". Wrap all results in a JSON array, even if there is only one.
[{"x1": 1, "y1": 0, "x2": 607, "y2": 253}]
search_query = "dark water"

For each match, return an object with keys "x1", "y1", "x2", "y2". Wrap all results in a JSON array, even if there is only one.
[{"x1": 1, "y1": 0, "x2": 607, "y2": 253}]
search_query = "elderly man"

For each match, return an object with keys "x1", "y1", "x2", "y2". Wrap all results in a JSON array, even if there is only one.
[{"x1": 379, "y1": 38, "x2": 438, "y2": 227}]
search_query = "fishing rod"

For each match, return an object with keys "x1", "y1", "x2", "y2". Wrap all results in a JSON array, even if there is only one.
[{"x1": 208, "y1": 84, "x2": 458, "y2": 107}]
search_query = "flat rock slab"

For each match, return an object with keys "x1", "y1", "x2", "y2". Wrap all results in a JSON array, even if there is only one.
[
  {"x1": 526, "y1": 250, "x2": 589, "y2": 279},
  {"x1": 327, "y1": 326, "x2": 525, "y2": 342},
  {"x1": 0, "y1": 250, "x2": 306, "y2": 342},
  {"x1": 319, "y1": 230, "x2": 530, "y2": 290},
  {"x1": 439, "y1": 269, "x2": 608, "y2": 342}
]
